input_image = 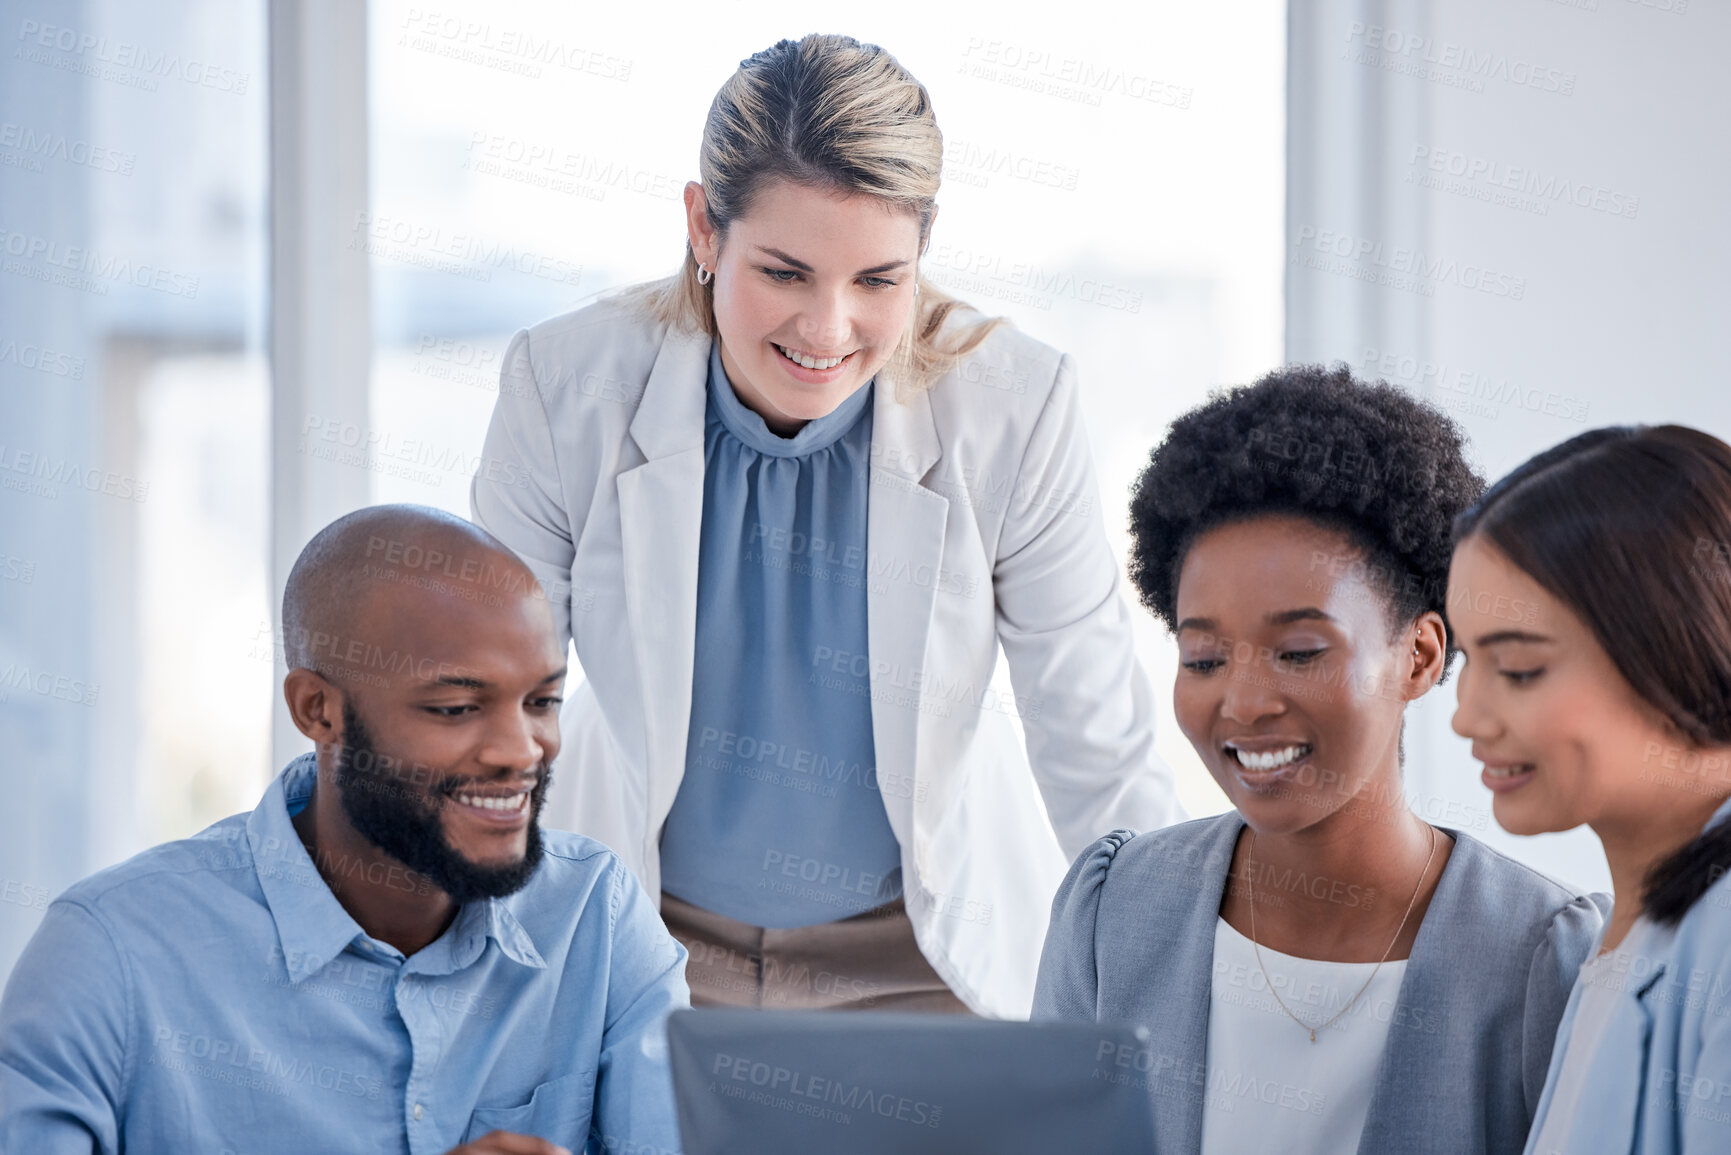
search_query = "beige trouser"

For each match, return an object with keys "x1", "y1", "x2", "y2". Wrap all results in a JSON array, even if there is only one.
[{"x1": 660, "y1": 891, "x2": 972, "y2": 1014}]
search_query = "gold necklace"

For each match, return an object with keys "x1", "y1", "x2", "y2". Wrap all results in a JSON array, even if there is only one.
[{"x1": 1242, "y1": 823, "x2": 1438, "y2": 1043}]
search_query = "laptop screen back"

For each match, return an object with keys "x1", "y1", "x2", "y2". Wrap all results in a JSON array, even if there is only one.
[{"x1": 666, "y1": 1008, "x2": 1157, "y2": 1154}]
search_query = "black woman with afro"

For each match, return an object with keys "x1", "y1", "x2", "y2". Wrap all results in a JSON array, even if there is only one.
[{"x1": 1031, "y1": 365, "x2": 1605, "y2": 1155}]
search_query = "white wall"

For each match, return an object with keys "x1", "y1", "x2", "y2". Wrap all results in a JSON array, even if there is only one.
[
  {"x1": 365, "y1": 0, "x2": 1290, "y2": 820},
  {"x1": 1289, "y1": 0, "x2": 1729, "y2": 894}
]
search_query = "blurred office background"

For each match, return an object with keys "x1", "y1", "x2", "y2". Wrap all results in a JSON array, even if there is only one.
[{"x1": 1, "y1": 0, "x2": 1723, "y2": 979}]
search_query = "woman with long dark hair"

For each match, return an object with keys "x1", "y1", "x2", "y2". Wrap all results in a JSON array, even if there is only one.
[{"x1": 1450, "y1": 425, "x2": 1731, "y2": 1154}]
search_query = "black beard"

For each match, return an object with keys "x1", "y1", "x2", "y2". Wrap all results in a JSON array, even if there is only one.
[{"x1": 331, "y1": 700, "x2": 551, "y2": 903}]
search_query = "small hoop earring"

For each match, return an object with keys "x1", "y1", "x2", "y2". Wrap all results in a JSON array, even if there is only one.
[{"x1": 696, "y1": 262, "x2": 713, "y2": 286}]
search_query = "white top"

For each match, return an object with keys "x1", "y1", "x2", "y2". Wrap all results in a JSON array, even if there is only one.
[
  {"x1": 1527, "y1": 914, "x2": 1668, "y2": 1155},
  {"x1": 1200, "y1": 917, "x2": 1409, "y2": 1155}
]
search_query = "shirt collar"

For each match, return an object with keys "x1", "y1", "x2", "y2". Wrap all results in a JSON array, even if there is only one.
[
  {"x1": 411, "y1": 890, "x2": 546, "y2": 976},
  {"x1": 247, "y1": 753, "x2": 546, "y2": 984},
  {"x1": 706, "y1": 339, "x2": 873, "y2": 458}
]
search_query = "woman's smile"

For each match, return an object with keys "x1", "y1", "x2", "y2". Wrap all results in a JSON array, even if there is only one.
[
  {"x1": 771, "y1": 341, "x2": 860, "y2": 384},
  {"x1": 1475, "y1": 749, "x2": 1537, "y2": 794},
  {"x1": 1223, "y1": 739, "x2": 1317, "y2": 791}
]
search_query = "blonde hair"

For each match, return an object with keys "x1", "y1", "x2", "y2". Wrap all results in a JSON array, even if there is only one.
[{"x1": 634, "y1": 33, "x2": 1006, "y2": 396}]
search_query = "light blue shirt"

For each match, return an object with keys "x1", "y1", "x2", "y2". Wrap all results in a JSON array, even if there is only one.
[
  {"x1": 0, "y1": 753, "x2": 689, "y2": 1155},
  {"x1": 658, "y1": 342, "x2": 902, "y2": 928},
  {"x1": 1522, "y1": 795, "x2": 1731, "y2": 1155}
]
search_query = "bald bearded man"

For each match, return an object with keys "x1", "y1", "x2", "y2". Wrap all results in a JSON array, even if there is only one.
[{"x1": 0, "y1": 506, "x2": 689, "y2": 1155}]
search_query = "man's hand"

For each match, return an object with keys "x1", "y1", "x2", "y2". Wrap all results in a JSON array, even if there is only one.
[{"x1": 442, "y1": 1132, "x2": 572, "y2": 1155}]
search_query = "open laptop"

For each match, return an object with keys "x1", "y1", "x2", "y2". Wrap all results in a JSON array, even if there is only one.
[{"x1": 666, "y1": 1009, "x2": 1158, "y2": 1154}]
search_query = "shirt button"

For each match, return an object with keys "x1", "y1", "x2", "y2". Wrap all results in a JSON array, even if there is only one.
[{"x1": 413, "y1": 1103, "x2": 424, "y2": 1120}]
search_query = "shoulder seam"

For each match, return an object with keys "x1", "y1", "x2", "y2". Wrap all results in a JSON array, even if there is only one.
[
  {"x1": 514, "y1": 325, "x2": 573, "y2": 520},
  {"x1": 989, "y1": 351, "x2": 1071, "y2": 565},
  {"x1": 539, "y1": 834, "x2": 611, "y2": 865},
  {"x1": 1450, "y1": 830, "x2": 1588, "y2": 905},
  {"x1": 1119, "y1": 812, "x2": 1239, "y2": 848},
  {"x1": 63, "y1": 848, "x2": 258, "y2": 904},
  {"x1": 607, "y1": 855, "x2": 623, "y2": 940},
  {"x1": 54, "y1": 897, "x2": 138, "y2": 1111}
]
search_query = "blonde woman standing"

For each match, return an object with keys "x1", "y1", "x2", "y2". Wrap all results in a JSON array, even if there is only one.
[{"x1": 471, "y1": 34, "x2": 1182, "y2": 1017}]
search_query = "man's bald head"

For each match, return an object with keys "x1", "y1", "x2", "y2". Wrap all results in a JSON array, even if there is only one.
[
  {"x1": 280, "y1": 505, "x2": 566, "y2": 909},
  {"x1": 281, "y1": 505, "x2": 544, "y2": 682}
]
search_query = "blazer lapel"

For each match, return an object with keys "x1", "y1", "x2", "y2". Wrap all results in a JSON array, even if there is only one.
[
  {"x1": 1609, "y1": 964, "x2": 1666, "y2": 1150},
  {"x1": 618, "y1": 326, "x2": 709, "y2": 828},
  {"x1": 1540, "y1": 960, "x2": 1664, "y2": 1153},
  {"x1": 1163, "y1": 816, "x2": 1240, "y2": 1153},
  {"x1": 1358, "y1": 839, "x2": 1464, "y2": 1154},
  {"x1": 1116, "y1": 816, "x2": 1240, "y2": 1152},
  {"x1": 1357, "y1": 834, "x2": 1633, "y2": 1155},
  {"x1": 866, "y1": 383, "x2": 949, "y2": 860}
]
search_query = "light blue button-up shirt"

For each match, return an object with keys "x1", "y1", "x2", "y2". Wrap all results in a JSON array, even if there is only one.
[{"x1": 0, "y1": 753, "x2": 689, "y2": 1155}]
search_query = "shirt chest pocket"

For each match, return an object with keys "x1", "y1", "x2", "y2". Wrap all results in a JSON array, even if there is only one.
[{"x1": 463, "y1": 1069, "x2": 597, "y2": 1147}]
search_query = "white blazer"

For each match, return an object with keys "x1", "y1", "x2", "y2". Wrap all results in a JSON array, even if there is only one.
[{"x1": 470, "y1": 294, "x2": 1183, "y2": 1017}]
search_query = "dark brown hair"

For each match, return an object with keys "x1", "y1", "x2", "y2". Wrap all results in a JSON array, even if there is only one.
[{"x1": 1453, "y1": 424, "x2": 1731, "y2": 924}]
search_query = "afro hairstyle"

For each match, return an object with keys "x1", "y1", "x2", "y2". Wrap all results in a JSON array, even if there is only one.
[{"x1": 1127, "y1": 363, "x2": 1486, "y2": 666}]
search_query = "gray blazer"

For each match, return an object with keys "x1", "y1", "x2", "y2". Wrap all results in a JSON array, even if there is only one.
[{"x1": 1032, "y1": 815, "x2": 1607, "y2": 1155}]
